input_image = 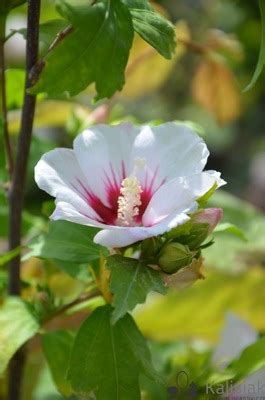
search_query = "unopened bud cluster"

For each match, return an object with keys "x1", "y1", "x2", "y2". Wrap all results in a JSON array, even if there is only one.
[{"x1": 142, "y1": 208, "x2": 223, "y2": 274}]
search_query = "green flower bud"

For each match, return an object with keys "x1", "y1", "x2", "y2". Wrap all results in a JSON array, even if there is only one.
[
  {"x1": 158, "y1": 243, "x2": 193, "y2": 274},
  {"x1": 182, "y1": 223, "x2": 209, "y2": 249},
  {"x1": 141, "y1": 237, "x2": 163, "y2": 260}
]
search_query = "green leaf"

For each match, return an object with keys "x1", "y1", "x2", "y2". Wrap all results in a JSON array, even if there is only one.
[
  {"x1": 6, "y1": 69, "x2": 25, "y2": 110},
  {"x1": 31, "y1": 0, "x2": 134, "y2": 99},
  {"x1": 0, "y1": 0, "x2": 26, "y2": 14},
  {"x1": 0, "y1": 191, "x2": 44, "y2": 238},
  {"x1": 0, "y1": 297, "x2": 39, "y2": 375},
  {"x1": 197, "y1": 182, "x2": 218, "y2": 208},
  {"x1": 204, "y1": 190, "x2": 265, "y2": 271},
  {"x1": 8, "y1": 0, "x2": 26, "y2": 9},
  {"x1": 135, "y1": 268, "x2": 265, "y2": 342},
  {"x1": 107, "y1": 255, "x2": 166, "y2": 324},
  {"x1": 68, "y1": 305, "x2": 162, "y2": 400},
  {"x1": 55, "y1": 260, "x2": 92, "y2": 282},
  {"x1": 17, "y1": 19, "x2": 68, "y2": 52},
  {"x1": 244, "y1": 0, "x2": 265, "y2": 91},
  {"x1": 0, "y1": 270, "x2": 7, "y2": 295},
  {"x1": 42, "y1": 330, "x2": 74, "y2": 397},
  {"x1": 124, "y1": 0, "x2": 176, "y2": 59},
  {"x1": 214, "y1": 223, "x2": 247, "y2": 241},
  {"x1": 25, "y1": 220, "x2": 107, "y2": 263},
  {"x1": 230, "y1": 337, "x2": 265, "y2": 380},
  {"x1": 0, "y1": 247, "x2": 20, "y2": 267}
]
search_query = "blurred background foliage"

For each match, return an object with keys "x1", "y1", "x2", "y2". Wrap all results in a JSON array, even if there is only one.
[{"x1": 1, "y1": 0, "x2": 265, "y2": 398}]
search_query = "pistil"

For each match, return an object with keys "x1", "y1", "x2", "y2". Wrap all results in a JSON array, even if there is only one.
[{"x1": 117, "y1": 158, "x2": 146, "y2": 226}]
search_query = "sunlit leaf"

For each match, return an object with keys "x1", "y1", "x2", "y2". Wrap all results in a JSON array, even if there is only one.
[
  {"x1": 6, "y1": 69, "x2": 25, "y2": 110},
  {"x1": 107, "y1": 255, "x2": 166, "y2": 323},
  {"x1": 122, "y1": 20, "x2": 190, "y2": 98},
  {"x1": 0, "y1": 297, "x2": 39, "y2": 375},
  {"x1": 68, "y1": 305, "x2": 162, "y2": 399},
  {"x1": 136, "y1": 268, "x2": 265, "y2": 342},
  {"x1": 124, "y1": 0, "x2": 176, "y2": 59},
  {"x1": 244, "y1": 0, "x2": 265, "y2": 91},
  {"x1": 31, "y1": 0, "x2": 134, "y2": 99},
  {"x1": 8, "y1": 100, "x2": 91, "y2": 134},
  {"x1": 192, "y1": 57, "x2": 241, "y2": 124}
]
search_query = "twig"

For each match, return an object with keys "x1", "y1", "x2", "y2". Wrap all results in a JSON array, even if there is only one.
[
  {"x1": 48, "y1": 24, "x2": 73, "y2": 53},
  {"x1": 178, "y1": 38, "x2": 209, "y2": 55},
  {"x1": 0, "y1": 15, "x2": 14, "y2": 177},
  {"x1": 4, "y1": 29, "x2": 17, "y2": 43},
  {"x1": 44, "y1": 289, "x2": 101, "y2": 325},
  {"x1": 8, "y1": 1, "x2": 41, "y2": 399},
  {"x1": 30, "y1": 24, "x2": 73, "y2": 87}
]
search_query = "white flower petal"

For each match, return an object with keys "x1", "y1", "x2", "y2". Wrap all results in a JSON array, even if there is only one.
[
  {"x1": 35, "y1": 122, "x2": 225, "y2": 248},
  {"x1": 51, "y1": 201, "x2": 107, "y2": 229},
  {"x1": 131, "y1": 122, "x2": 209, "y2": 189},
  {"x1": 185, "y1": 170, "x2": 226, "y2": 198},
  {"x1": 143, "y1": 177, "x2": 196, "y2": 226},
  {"x1": 94, "y1": 212, "x2": 190, "y2": 248},
  {"x1": 212, "y1": 313, "x2": 257, "y2": 369},
  {"x1": 73, "y1": 123, "x2": 140, "y2": 207},
  {"x1": 143, "y1": 170, "x2": 225, "y2": 227},
  {"x1": 35, "y1": 148, "x2": 99, "y2": 220}
]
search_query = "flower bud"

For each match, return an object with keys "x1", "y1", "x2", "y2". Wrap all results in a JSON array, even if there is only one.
[
  {"x1": 141, "y1": 237, "x2": 163, "y2": 259},
  {"x1": 182, "y1": 208, "x2": 223, "y2": 249},
  {"x1": 184, "y1": 223, "x2": 209, "y2": 249},
  {"x1": 158, "y1": 243, "x2": 193, "y2": 274},
  {"x1": 193, "y1": 208, "x2": 223, "y2": 234}
]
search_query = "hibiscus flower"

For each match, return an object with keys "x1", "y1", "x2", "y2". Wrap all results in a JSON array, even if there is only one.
[{"x1": 35, "y1": 122, "x2": 225, "y2": 247}]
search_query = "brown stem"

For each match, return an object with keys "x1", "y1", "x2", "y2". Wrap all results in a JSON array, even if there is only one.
[
  {"x1": 43, "y1": 289, "x2": 101, "y2": 325},
  {"x1": 7, "y1": 1, "x2": 41, "y2": 399},
  {"x1": 0, "y1": 14, "x2": 14, "y2": 177},
  {"x1": 178, "y1": 38, "x2": 209, "y2": 55}
]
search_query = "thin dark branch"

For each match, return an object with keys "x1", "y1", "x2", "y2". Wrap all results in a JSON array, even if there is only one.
[
  {"x1": 7, "y1": 1, "x2": 41, "y2": 399},
  {"x1": 0, "y1": 15, "x2": 14, "y2": 177},
  {"x1": 8, "y1": 0, "x2": 41, "y2": 293}
]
